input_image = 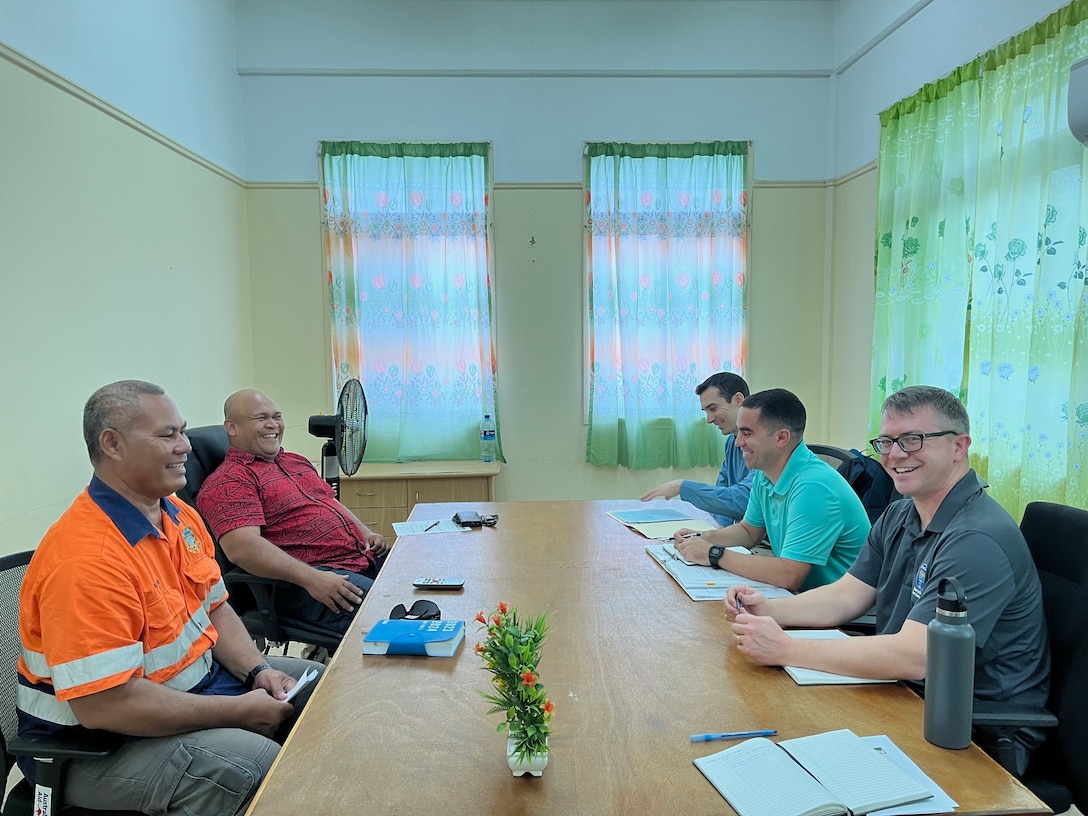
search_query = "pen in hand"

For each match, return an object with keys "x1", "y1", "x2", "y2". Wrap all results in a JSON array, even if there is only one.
[
  {"x1": 681, "y1": 532, "x2": 702, "y2": 538},
  {"x1": 690, "y1": 729, "x2": 778, "y2": 742}
]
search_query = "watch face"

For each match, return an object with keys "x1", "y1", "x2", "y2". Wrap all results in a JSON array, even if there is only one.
[{"x1": 709, "y1": 546, "x2": 724, "y2": 558}]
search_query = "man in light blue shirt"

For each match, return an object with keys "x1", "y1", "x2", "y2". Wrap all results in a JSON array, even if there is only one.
[
  {"x1": 675, "y1": 388, "x2": 870, "y2": 592},
  {"x1": 640, "y1": 372, "x2": 754, "y2": 526}
]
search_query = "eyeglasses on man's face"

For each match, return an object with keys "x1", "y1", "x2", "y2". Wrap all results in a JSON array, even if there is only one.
[{"x1": 868, "y1": 430, "x2": 959, "y2": 455}]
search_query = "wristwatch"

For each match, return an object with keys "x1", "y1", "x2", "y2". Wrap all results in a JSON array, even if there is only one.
[
  {"x1": 245, "y1": 662, "x2": 273, "y2": 689},
  {"x1": 708, "y1": 545, "x2": 725, "y2": 570}
]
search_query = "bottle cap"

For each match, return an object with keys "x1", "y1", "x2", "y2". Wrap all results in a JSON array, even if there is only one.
[{"x1": 936, "y1": 577, "x2": 968, "y2": 618}]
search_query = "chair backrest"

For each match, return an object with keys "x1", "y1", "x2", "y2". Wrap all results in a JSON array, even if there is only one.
[
  {"x1": 809, "y1": 443, "x2": 900, "y2": 524},
  {"x1": 0, "y1": 552, "x2": 33, "y2": 783},
  {"x1": 178, "y1": 424, "x2": 230, "y2": 506},
  {"x1": 1020, "y1": 501, "x2": 1088, "y2": 809},
  {"x1": 807, "y1": 444, "x2": 854, "y2": 477}
]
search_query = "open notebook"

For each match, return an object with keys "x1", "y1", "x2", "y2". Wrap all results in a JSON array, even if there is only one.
[{"x1": 693, "y1": 729, "x2": 933, "y2": 816}]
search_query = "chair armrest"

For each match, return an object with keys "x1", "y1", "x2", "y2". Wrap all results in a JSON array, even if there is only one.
[
  {"x1": 9, "y1": 730, "x2": 125, "y2": 761},
  {"x1": 972, "y1": 700, "x2": 1058, "y2": 730},
  {"x1": 221, "y1": 568, "x2": 296, "y2": 591}
]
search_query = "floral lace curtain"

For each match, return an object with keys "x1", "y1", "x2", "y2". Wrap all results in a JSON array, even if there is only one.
[
  {"x1": 320, "y1": 142, "x2": 501, "y2": 462},
  {"x1": 872, "y1": 1, "x2": 1088, "y2": 516},
  {"x1": 584, "y1": 142, "x2": 750, "y2": 469}
]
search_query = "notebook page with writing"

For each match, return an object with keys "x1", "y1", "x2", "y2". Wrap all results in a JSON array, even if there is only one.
[
  {"x1": 779, "y1": 730, "x2": 932, "y2": 815},
  {"x1": 693, "y1": 737, "x2": 844, "y2": 816}
]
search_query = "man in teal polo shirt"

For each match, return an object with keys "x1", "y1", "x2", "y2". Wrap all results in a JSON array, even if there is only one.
[{"x1": 675, "y1": 388, "x2": 869, "y2": 591}]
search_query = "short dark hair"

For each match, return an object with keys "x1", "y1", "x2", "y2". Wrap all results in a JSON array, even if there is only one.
[
  {"x1": 739, "y1": 388, "x2": 806, "y2": 437},
  {"x1": 83, "y1": 380, "x2": 166, "y2": 464},
  {"x1": 882, "y1": 385, "x2": 970, "y2": 435},
  {"x1": 695, "y1": 372, "x2": 750, "y2": 400}
]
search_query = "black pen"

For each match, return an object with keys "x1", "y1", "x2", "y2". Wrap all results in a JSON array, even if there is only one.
[{"x1": 424, "y1": 521, "x2": 439, "y2": 531}]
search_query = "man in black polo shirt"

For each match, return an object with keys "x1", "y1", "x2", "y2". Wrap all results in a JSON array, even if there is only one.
[{"x1": 726, "y1": 385, "x2": 1049, "y2": 773}]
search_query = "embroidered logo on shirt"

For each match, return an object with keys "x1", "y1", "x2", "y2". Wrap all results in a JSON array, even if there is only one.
[
  {"x1": 182, "y1": 527, "x2": 202, "y2": 554},
  {"x1": 912, "y1": 562, "x2": 928, "y2": 601}
]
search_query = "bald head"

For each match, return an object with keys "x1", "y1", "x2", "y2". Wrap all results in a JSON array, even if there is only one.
[{"x1": 223, "y1": 389, "x2": 285, "y2": 460}]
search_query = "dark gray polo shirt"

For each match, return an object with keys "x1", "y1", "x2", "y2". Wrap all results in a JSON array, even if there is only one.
[{"x1": 849, "y1": 470, "x2": 1049, "y2": 711}]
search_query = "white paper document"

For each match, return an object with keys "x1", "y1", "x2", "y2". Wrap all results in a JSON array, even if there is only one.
[
  {"x1": 783, "y1": 631, "x2": 897, "y2": 685},
  {"x1": 283, "y1": 667, "x2": 319, "y2": 703},
  {"x1": 861, "y1": 736, "x2": 957, "y2": 816},
  {"x1": 645, "y1": 544, "x2": 793, "y2": 602},
  {"x1": 392, "y1": 519, "x2": 472, "y2": 536}
]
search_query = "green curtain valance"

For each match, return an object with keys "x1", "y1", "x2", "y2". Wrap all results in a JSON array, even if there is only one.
[
  {"x1": 584, "y1": 141, "x2": 750, "y2": 160},
  {"x1": 320, "y1": 141, "x2": 491, "y2": 159}
]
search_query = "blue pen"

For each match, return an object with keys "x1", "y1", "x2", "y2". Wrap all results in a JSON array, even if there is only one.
[{"x1": 690, "y1": 729, "x2": 777, "y2": 742}]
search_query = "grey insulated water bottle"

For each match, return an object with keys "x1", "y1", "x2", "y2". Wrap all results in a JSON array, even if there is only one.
[{"x1": 924, "y1": 577, "x2": 975, "y2": 749}]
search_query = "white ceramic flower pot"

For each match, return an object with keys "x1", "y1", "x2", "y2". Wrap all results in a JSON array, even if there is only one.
[{"x1": 507, "y1": 736, "x2": 549, "y2": 777}]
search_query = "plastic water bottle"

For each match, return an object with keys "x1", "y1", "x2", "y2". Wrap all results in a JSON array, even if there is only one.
[
  {"x1": 479, "y1": 414, "x2": 497, "y2": 462},
  {"x1": 924, "y1": 577, "x2": 975, "y2": 749}
]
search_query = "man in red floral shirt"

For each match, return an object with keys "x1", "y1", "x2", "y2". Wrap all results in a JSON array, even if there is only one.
[{"x1": 197, "y1": 389, "x2": 390, "y2": 638}]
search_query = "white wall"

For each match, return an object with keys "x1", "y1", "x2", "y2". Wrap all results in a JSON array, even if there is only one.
[
  {"x1": 2, "y1": 0, "x2": 1071, "y2": 182},
  {"x1": 0, "y1": 0, "x2": 247, "y2": 176},
  {"x1": 832, "y1": 0, "x2": 1069, "y2": 177},
  {"x1": 236, "y1": 0, "x2": 835, "y2": 182}
]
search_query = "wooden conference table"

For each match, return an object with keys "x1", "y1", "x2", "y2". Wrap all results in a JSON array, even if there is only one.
[{"x1": 245, "y1": 500, "x2": 1049, "y2": 816}]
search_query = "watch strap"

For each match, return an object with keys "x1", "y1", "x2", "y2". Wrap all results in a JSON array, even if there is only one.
[
  {"x1": 708, "y1": 546, "x2": 724, "y2": 570},
  {"x1": 245, "y1": 662, "x2": 273, "y2": 689}
]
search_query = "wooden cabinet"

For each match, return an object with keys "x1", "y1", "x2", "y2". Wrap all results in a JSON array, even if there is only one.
[{"x1": 340, "y1": 461, "x2": 499, "y2": 537}]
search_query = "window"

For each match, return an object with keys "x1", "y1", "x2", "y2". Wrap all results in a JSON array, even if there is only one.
[
  {"x1": 320, "y1": 142, "x2": 500, "y2": 462},
  {"x1": 584, "y1": 141, "x2": 751, "y2": 469}
]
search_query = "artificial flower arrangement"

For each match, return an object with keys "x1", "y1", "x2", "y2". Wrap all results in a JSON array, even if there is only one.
[{"x1": 474, "y1": 601, "x2": 556, "y2": 761}]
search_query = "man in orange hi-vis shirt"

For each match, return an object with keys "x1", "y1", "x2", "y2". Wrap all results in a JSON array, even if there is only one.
[{"x1": 16, "y1": 380, "x2": 324, "y2": 816}]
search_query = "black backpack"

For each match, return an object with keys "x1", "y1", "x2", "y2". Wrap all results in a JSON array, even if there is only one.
[{"x1": 844, "y1": 449, "x2": 900, "y2": 523}]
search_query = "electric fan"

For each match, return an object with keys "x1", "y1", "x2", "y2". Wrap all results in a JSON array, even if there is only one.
[{"x1": 307, "y1": 378, "x2": 368, "y2": 499}]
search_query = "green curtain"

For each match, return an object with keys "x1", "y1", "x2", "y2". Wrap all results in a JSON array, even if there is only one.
[
  {"x1": 872, "y1": 1, "x2": 1088, "y2": 516},
  {"x1": 319, "y1": 142, "x2": 502, "y2": 462},
  {"x1": 584, "y1": 141, "x2": 750, "y2": 469}
]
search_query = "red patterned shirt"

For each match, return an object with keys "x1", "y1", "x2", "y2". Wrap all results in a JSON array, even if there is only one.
[{"x1": 196, "y1": 447, "x2": 375, "y2": 574}]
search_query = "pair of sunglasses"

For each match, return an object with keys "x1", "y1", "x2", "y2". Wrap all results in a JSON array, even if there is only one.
[{"x1": 389, "y1": 600, "x2": 441, "y2": 621}]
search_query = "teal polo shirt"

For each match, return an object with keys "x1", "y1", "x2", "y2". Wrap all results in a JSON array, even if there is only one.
[{"x1": 743, "y1": 442, "x2": 871, "y2": 591}]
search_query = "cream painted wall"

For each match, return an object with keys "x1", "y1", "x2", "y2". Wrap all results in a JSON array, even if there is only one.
[
  {"x1": 244, "y1": 184, "x2": 332, "y2": 457},
  {"x1": 827, "y1": 165, "x2": 880, "y2": 446},
  {"x1": 0, "y1": 50, "x2": 254, "y2": 554}
]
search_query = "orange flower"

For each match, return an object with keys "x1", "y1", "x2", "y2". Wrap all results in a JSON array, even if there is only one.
[
  {"x1": 474, "y1": 611, "x2": 487, "y2": 624},
  {"x1": 543, "y1": 699, "x2": 556, "y2": 717},
  {"x1": 497, "y1": 601, "x2": 509, "y2": 614},
  {"x1": 491, "y1": 614, "x2": 502, "y2": 627},
  {"x1": 473, "y1": 643, "x2": 485, "y2": 655},
  {"x1": 520, "y1": 670, "x2": 538, "y2": 687}
]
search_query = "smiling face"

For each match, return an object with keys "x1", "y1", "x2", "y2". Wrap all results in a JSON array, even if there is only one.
[
  {"x1": 877, "y1": 406, "x2": 970, "y2": 502},
  {"x1": 734, "y1": 405, "x2": 791, "y2": 475},
  {"x1": 102, "y1": 394, "x2": 191, "y2": 503},
  {"x1": 225, "y1": 390, "x2": 285, "y2": 461},
  {"x1": 699, "y1": 387, "x2": 744, "y2": 436}
]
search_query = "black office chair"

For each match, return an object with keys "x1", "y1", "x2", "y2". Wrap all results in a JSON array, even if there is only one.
[
  {"x1": 973, "y1": 501, "x2": 1088, "y2": 813},
  {"x1": 808, "y1": 443, "x2": 855, "y2": 478},
  {"x1": 0, "y1": 551, "x2": 140, "y2": 816},
  {"x1": 178, "y1": 425, "x2": 341, "y2": 655}
]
